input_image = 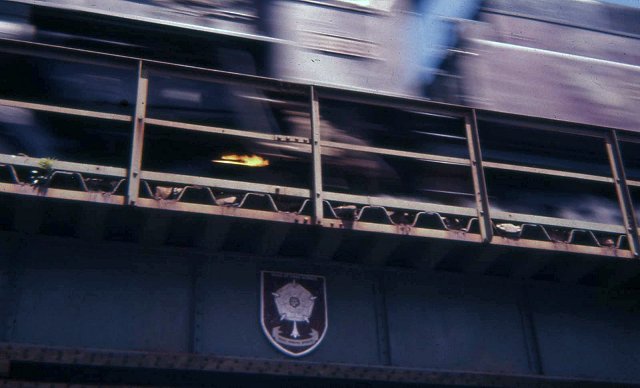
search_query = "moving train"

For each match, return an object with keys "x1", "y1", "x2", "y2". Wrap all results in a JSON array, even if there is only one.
[{"x1": 0, "y1": 0, "x2": 638, "y2": 224}]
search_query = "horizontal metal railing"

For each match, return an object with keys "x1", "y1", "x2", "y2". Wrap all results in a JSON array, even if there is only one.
[{"x1": 0, "y1": 36, "x2": 638, "y2": 259}]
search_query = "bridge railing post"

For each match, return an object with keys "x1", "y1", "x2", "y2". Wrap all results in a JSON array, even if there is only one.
[
  {"x1": 310, "y1": 86, "x2": 324, "y2": 225},
  {"x1": 127, "y1": 60, "x2": 149, "y2": 205},
  {"x1": 465, "y1": 109, "x2": 493, "y2": 243},
  {"x1": 605, "y1": 129, "x2": 640, "y2": 256}
]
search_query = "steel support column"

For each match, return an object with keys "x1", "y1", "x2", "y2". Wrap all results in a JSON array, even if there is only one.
[
  {"x1": 127, "y1": 61, "x2": 149, "y2": 205},
  {"x1": 605, "y1": 130, "x2": 640, "y2": 256},
  {"x1": 310, "y1": 86, "x2": 324, "y2": 225},
  {"x1": 465, "y1": 109, "x2": 493, "y2": 243}
]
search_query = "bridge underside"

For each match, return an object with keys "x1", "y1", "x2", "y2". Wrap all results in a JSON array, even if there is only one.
[{"x1": 1, "y1": 197, "x2": 640, "y2": 387}]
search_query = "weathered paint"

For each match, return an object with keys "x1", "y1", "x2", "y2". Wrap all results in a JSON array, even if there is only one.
[{"x1": 1, "y1": 233, "x2": 639, "y2": 385}]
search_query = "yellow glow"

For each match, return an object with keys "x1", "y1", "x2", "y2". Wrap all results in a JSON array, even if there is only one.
[{"x1": 212, "y1": 154, "x2": 270, "y2": 167}]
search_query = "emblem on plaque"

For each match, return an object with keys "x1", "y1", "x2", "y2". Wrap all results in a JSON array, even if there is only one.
[{"x1": 261, "y1": 271, "x2": 327, "y2": 357}]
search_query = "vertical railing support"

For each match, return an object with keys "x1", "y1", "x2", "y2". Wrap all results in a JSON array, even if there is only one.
[
  {"x1": 310, "y1": 86, "x2": 324, "y2": 225},
  {"x1": 127, "y1": 60, "x2": 149, "y2": 205},
  {"x1": 465, "y1": 109, "x2": 493, "y2": 243},
  {"x1": 605, "y1": 130, "x2": 640, "y2": 256}
]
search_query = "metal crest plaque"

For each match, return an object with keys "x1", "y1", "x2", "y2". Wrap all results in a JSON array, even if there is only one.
[{"x1": 261, "y1": 271, "x2": 327, "y2": 357}]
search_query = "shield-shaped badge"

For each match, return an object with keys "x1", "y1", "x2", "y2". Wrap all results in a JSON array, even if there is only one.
[{"x1": 261, "y1": 271, "x2": 327, "y2": 357}]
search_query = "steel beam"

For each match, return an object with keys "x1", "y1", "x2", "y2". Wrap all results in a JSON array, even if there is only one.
[
  {"x1": 145, "y1": 117, "x2": 311, "y2": 147},
  {"x1": 127, "y1": 61, "x2": 149, "y2": 206},
  {"x1": 491, "y1": 236, "x2": 632, "y2": 258},
  {"x1": 0, "y1": 154, "x2": 127, "y2": 178},
  {"x1": 140, "y1": 170, "x2": 310, "y2": 199},
  {"x1": 5, "y1": 342, "x2": 632, "y2": 387},
  {"x1": 483, "y1": 161, "x2": 614, "y2": 184},
  {"x1": 0, "y1": 182, "x2": 127, "y2": 205},
  {"x1": 310, "y1": 86, "x2": 324, "y2": 224},
  {"x1": 321, "y1": 141, "x2": 469, "y2": 166},
  {"x1": 323, "y1": 191, "x2": 477, "y2": 217},
  {"x1": 465, "y1": 109, "x2": 493, "y2": 243},
  {"x1": 605, "y1": 130, "x2": 640, "y2": 256},
  {"x1": 491, "y1": 210, "x2": 626, "y2": 234}
]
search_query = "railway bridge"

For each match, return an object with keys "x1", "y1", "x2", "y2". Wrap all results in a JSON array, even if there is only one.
[{"x1": 1, "y1": 7, "x2": 640, "y2": 387}]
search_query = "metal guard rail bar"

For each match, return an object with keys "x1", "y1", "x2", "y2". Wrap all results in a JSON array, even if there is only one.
[{"x1": 0, "y1": 37, "x2": 638, "y2": 257}]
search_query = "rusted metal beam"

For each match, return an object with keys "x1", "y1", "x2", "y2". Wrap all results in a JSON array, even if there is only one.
[
  {"x1": 0, "y1": 182, "x2": 127, "y2": 206},
  {"x1": 145, "y1": 117, "x2": 311, "y2": 147},
  {"x1": 321, "y1": 141, "x2": 469, "y2": 166},
  {"x1": 127, "y1": 61, "x2": 149, "y2": 206},
  {"x1": 0, "y1": 154, "x2": 127, "y2": 178},
  {"x1": 134, "y1": 197, "x2": 308, "y2": 225},
  {"x1": 323, "y1": 192, "x2": 477, "y2": 217},
  {"x1": 465, "y1": 109, "x2": 493, "y2": 243},
  {"x1": 491, "y1": 236, "x2": 633, "y2": 259},
  {"x1": 310, "y1": 86, "x2": 324, "y2": 225},
  {"x1": 605, "y1": 130, "x2": 640, "y2": 256},
  {"x1": 491, "y1": 210, "x2": 626, "y2": 234},
  {"x1": 140, "y1": 170, "x2": 310, "y2": 199},
  {"x1": 483, "y1": 161, "x2": 614, "y2": 184}
]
